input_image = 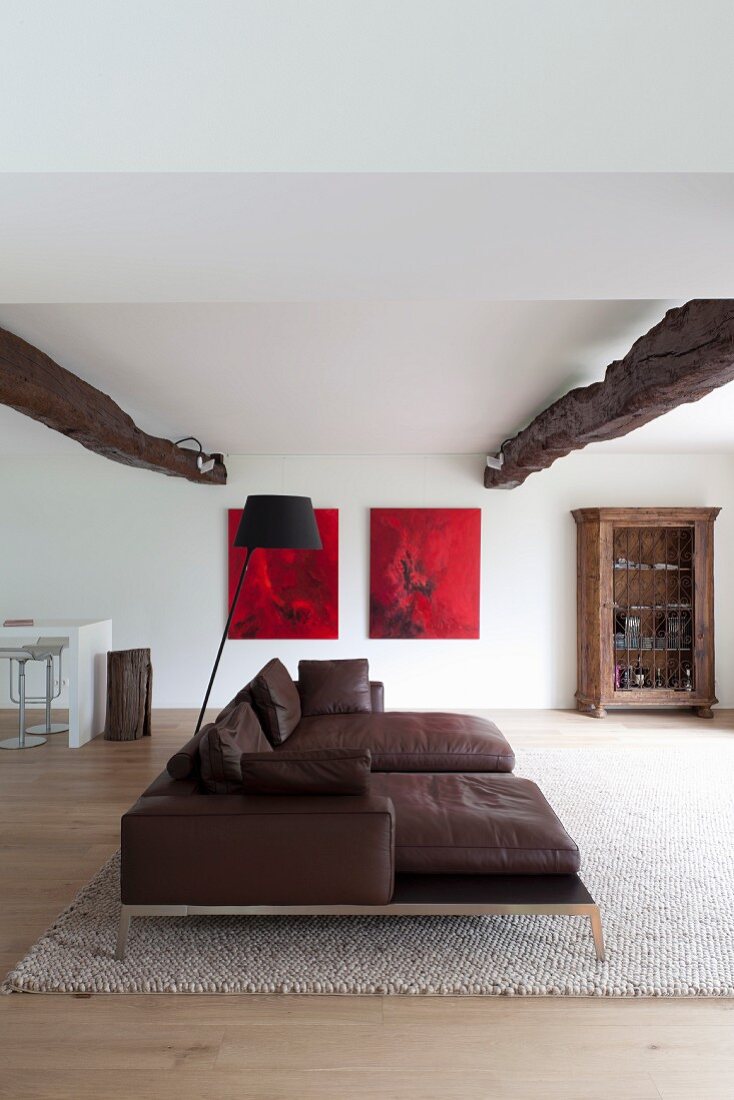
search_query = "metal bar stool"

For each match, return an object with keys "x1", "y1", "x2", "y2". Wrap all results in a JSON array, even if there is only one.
[
  {"x1": 21, "y1": 637, "x2": 69, "y2": 736},
  {"x1": 0, "y1": 646, "x2": 48, "y2": 750}
]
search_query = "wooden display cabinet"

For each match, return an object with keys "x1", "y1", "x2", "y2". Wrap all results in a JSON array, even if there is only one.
[{"x1": 572, "y1": 508, "x2": 720, "y2": 719}]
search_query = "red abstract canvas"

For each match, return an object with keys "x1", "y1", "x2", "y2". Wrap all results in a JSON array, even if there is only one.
[
  {"x1": 228, "y1": 508, "x2": 338, "y2": 639},
  {"x1": 370, "y1": 508, "x2": 480, "y2": 639}
]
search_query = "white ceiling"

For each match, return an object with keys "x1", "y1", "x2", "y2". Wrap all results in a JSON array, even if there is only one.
[
  {"x1": 2, "y1": 174, "x2": 734, "y2": 302},
  {"x1": 3, "y1": 1, "x2": 734, "y2": 172},
  {"x1": 5, "y1": 298, "x2": 734, "y2": 458}
]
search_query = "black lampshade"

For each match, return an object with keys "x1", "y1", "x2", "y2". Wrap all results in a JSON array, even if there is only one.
[{"x1": 234, "y1": 495, "x2": 322, "y2": 550}]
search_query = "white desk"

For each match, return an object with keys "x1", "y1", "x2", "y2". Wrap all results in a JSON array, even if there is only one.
[{"x1": 0, "y1": 619, "x2": 112, "y2": 748}]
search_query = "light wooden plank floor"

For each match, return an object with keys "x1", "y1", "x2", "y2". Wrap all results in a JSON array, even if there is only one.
[{"x1": 1, "y1": 706, "x2": 733, "y2": 1100}]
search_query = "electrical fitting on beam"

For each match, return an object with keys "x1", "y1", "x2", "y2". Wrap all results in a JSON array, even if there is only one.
[
  {"x1": 175, "y1": 436, "x2": 221, "y2": 475},
  {"x1": 486, "y1": 437, "x2": 513, "y2": 471}
]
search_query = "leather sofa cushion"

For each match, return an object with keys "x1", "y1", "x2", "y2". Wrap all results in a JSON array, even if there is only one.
[
  {"x1": 199, "y1": 702, "x2": 273, "y2": 794},
  {"x1": 282, "y1": 711, "x2": 515, "y2": 772},
  {"x1": 250, "y1": 659, "x2": 301, "y2": 746},
  {"x1": 164, "y1": 680, "x2": 385, "y2": 780},
  {"x1": 298, "y1": 659, "x2": 372, "y2": 716},
  {"x1": 241, "y1": 748, "x2": 371, "y2": 796},
  {"x1": 141, "y1": 771, "x2": 200, "y2": 798},
  {"x1": 121, "y1": 791, "x2": 395, "y2": 906},
  {"x1": 369, "y1": 681, "x2": 384, "y2": 713},
  {"x1": 371, "y1": 772, "x2": 580, "y2": 875},
  {"x1": 166, "y1": 724, "x2": 209, "y2": 780},
  {"x1": 215, "y1": 683, "x2": 255, "y2": 725},
  {"x1": 295, "y1": 679, "x2": 384, "y2": 712}
]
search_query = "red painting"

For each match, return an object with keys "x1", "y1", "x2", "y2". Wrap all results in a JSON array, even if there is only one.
[
  {"x1": 370, "y1": 508, "x2": 480, "y2": 639},
  {"x1": 228, "y1": 508, "x2": 338, "y2": 639}
]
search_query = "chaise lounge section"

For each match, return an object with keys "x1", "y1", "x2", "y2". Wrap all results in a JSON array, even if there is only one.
[{"x1": 283, "y1": 711, "x2": 515, "y2": 773}]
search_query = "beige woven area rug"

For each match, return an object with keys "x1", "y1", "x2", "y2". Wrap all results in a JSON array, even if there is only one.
[{"x1": 4, "y1": 746, "x2": 734, "y2": 996}]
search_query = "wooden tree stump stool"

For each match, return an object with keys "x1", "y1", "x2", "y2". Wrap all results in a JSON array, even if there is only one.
[{"x1": 104, "y1": 648, "x2": 152, "y2": 741}]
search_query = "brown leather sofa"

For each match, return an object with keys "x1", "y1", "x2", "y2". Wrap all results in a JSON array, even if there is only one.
[{"x1": 117, "y1": 659, "x2": 604, "y2": 961}]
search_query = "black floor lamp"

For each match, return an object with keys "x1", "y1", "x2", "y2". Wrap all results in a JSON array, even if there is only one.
[{"x1": 195, "y1": 494, "x2": 322, "y2": 733}]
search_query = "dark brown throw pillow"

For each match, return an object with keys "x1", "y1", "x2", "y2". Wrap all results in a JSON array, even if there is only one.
[
  {"x1": 298, "y1": 658, "x2": 372, "y2": 716},
  {"x1": 241, "y1": 748, "x2": 371, "y2": 796},
  {"x1": 214, "y1": 683, "x2": 254, "y2": 726},
  {"x1": 249, "y1": 658, "x2": 301, "y2": 746},
  {"x1": 199, "y1": 701, "x2": 272, "y2": 793}
]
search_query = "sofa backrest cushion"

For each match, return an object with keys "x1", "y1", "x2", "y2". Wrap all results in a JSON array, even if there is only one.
[
  {"x1": 214, "y1": 683, "x2": 254, "y2": 725},
  {"x1": 297, "y1": 658, "x2": 372, "y2": 717},
  {"x1": 241, "y1": 747, "x2": 371, "y2": 796},
  {"x1": 199, "y1": 702, "x2": 273, "y2": 793},
  {"x1": 249, "y1": 658, "x2": 301, "y2": 745},
  {"x1": 369, "y1": 681, "x2": 385, "y2": 713}
]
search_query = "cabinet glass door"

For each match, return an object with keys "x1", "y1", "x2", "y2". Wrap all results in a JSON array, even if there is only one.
[{"x1": 612, "y1": 526, "x2": 694, "y2": 693}]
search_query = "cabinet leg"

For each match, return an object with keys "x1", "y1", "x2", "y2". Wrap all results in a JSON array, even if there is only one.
[
  {"x1": 577, "y1": 702, "x2": 607, "y2": 719},
  {"x1": 695, "y1": 706, "x2": 715, "y2": 719}
]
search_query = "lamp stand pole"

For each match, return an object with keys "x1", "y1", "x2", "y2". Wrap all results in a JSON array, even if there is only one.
[{"x1": 194, "y1": 546, "x2": 255, "y2": 733}]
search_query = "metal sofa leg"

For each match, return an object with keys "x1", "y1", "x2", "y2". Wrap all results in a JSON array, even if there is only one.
[
  {"x1": 115, "y1": 906, "x2": 131, "y2": 961},
  {"x1": 589, "y1": 906, "x2": 605, "y2": 961}
]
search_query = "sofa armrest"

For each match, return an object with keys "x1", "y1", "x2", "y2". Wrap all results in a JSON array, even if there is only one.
[{"x1": 121, "y1": 793, "x2": 395, "y2": 907}]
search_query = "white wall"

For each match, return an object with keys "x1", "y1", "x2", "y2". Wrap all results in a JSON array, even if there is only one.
[{"x1": 0, "y1": 450, "x2": 731, "y2": 710}]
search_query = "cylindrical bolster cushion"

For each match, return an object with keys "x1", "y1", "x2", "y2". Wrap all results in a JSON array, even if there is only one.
[
  {"x1": 168, "y1": 701, "x2": 271, "y2": 784},
  {"x1": 140, "y1": 772, "x2": 200, "y2": 798},
  {"x1": 121, "y1": 793, "x2": 395, "y2": 906},
  {"x1": 241, "y1": 748, "x2": 371, "y2": 795},
  {"x1": 166, "y1": 726, "x2": 209, "y2": 780}
]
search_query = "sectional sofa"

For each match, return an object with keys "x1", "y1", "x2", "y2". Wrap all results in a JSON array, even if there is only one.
[{"x1": 117, "y1": 659, "x2": 603, "y2": 961}]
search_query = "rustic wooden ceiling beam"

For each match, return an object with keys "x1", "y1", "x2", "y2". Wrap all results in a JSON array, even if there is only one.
[
  {"x1": 485, "y1": 299, "x2": 734, "y2": 489},
  {"x1": 0, "y1": 325, "x2": 227, "y2": 484}
]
